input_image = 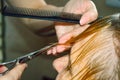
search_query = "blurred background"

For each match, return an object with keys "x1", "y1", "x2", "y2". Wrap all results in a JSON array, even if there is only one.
[{"x1": 0, "y1": 0, "x2": 120, "y2": 80}]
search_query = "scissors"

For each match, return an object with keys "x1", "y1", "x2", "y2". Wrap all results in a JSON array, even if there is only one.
[{"x1": 0, "y1": 43, "x2": 57, "y2": 75}]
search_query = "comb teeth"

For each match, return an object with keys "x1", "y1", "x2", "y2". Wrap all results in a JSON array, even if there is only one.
[{"x1": 2, "y1": 5, "x2": 82, "y2": 24}]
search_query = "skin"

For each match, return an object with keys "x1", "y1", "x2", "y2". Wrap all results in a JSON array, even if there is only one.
[
  {"x1": 1, "y1": 0, "x2": 57, "y2": 79},
  {"x1": 51, "y1": 0, "x2": 98, "y2": 79},
  {"x1": 47, "y1": 0, "x2": 98, "y2": 55},
  {"x1": 0, "y1": 63, "x2": 27, "y2": 80},
  {"x1": 5, "y1": 0, "x2": 63, "y2": 32},
  {"x1": 54, "y1": 21, "x2": 120, "y2": 80},
  {"x1": 53, "y1": 25, "x2": 91, "y2": 74},
  {"x1": 5, "y1": 0, "x2": 98, "y2": 55},
  {"x1": 1, "y1": 0, "x2": 98, "y2": 79}
]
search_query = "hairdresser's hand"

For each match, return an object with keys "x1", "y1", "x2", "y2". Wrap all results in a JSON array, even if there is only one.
[
  {"x1": 47, "y1": 0, "x2": 98, "y2": 55},
  {"x1": 0, "y1": 63, "x2": 27, "y2": 80}
]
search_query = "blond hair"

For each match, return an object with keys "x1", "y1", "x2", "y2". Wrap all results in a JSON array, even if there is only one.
[{"x1": 57, "y1": 15, "x2": 120, "y2": 80}]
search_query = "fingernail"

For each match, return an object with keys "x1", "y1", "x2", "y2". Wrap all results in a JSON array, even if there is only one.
[
  {"x1": 80, "y1": 19, "x2": 85, "y2": 25},
  {"x1": 0, "y1": 66, "x2": 8, "y2": 73},
  {"x1": 47, "y1": 50, "x2": 51, "y2": 55},
  {"x1": 57, "y1": 47, "x2": 66, "y2": 53},
  {"x1": 53, "y1": 50, "x2": 57, "y2": 55}
]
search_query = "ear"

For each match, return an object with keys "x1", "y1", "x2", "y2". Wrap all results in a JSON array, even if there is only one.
[{"x1": 53, "y1": 55, "x2": 69, "y2": 73}]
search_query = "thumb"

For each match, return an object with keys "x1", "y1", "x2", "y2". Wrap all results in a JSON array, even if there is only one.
[
  {"x1": 0, "y1": 66, "x2": 8, "y2": 73},
  {"x1": 59, "y1": 32, "x2": 73, "y2": 44},
  {"x1": 80, "y1": 10, "x2": 98, "y2": 25},
  {"x1": 1, "y1": 63, "x2": 27, "y2": 80},
  {"x1": 80, "y1": 1, "x2": 98, "y2": 25}
]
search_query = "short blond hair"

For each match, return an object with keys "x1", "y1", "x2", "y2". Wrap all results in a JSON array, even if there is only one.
[{"x1": 57, "y1": 14, "x2": 120, "y2": 80}]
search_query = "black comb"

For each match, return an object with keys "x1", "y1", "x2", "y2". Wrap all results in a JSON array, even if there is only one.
[{"x1": 2, "y1": 5, "x2": 82, "y2": 24}]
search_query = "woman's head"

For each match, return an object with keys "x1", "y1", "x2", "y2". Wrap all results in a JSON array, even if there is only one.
[{"x1": 54, "y1": 13, "x2": 120, "y2": 80}]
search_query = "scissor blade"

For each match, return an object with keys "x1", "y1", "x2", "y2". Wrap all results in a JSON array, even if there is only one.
[{"x1": 17, "y1": 43, "x2": 58, "y2": 63}]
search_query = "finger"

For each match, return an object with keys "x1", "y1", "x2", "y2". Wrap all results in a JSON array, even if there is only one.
[
  {"x1": 72, "y1": 25, "x2": 90, "y2": 36},
  {"x1": 47, "y1": 45, "x2": 71, "y2": 55},
  {"x1": 0, "y1": 66, "x2": 8, "y2": 73},
  {"x1": 52, "y1": 47, "x2": 57, "y2": 55},
  {"x1": 56, "y1": 45, "x2": 70, "y2": 53},
  {"x1": 59, "y1": 25, "x2": 89, "y2": 44},
  {"x1": 47, "y1": 49, "x2": 52, "y2": 55},
  {"x1": 80, "y1": 10, "x2": 98, "y2": 25},
  {"x1": 59, "y1": 32, "x2": 73, "y2": 44},
  {"x1": 55, "y1": 22, "x2": 75, "y2": 39},
  {"x1": 80, "y1": 1, "x2": 98, "y2": 25},
  {"x1": 1, "y1": 63, "x2": 27, "y2": 80},
  {"x1": 54, "y1": 45, "x2": 71, "y2": 55}
]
